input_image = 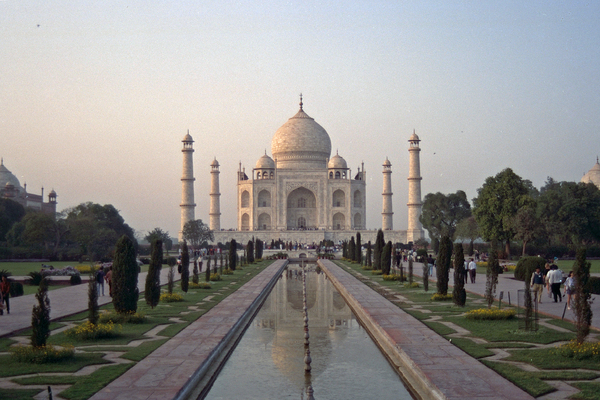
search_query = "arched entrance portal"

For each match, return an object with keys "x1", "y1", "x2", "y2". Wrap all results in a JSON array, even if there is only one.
[{"x1": 287, "y1": 187, "x2": 317, "y2": 229}]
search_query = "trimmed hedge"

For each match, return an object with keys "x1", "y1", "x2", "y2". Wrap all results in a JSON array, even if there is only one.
[
  {"x1": 590, "y1": 277, "x2": 600, "y2": 295},
  {"x1": 514, "y1": 256, "x2": 547, "y2": 282}
]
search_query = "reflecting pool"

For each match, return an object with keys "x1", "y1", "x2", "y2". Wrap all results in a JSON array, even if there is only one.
[{"x1": 205, "y1": 264, "x2": 413, "y2": 399}]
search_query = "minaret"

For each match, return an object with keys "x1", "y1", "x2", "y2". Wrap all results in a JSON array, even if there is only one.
[
  {"x1": 209, "y1": 158, "x2": 221, "y2": 231},
  {"x1": 382, "y1": 157, "x2": 393, "y2": 230},
  {"x1": 179, "y1": 131, "x2": 196, "y2": 241},
  {"x1": 407, "y1": 130, "x2": 424, "y2": 242}
]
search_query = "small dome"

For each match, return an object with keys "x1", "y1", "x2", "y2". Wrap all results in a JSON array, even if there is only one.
[
  {"x1": 255, "y1": 153, "x2": 275, "y2": 169},
  {"x1": 183, "y1": 132, "x2": 193, "y2": 142},
  {"x1": 210, "y1": 158, "x2": 219, "y2": 167},
  {"x1": 383, "y1": 157, "x2": 391, "y2": 167},
  {"x1": 581, "y1": 158, "x2": 600, "y2": 188},
  {"x1": 328, "y1": 153, "x2": 347, "y2": 169},
  {"x1": 409, "y1": 131, "x2": 420, "y2": 142},
  {"x1": 0, "y1": 159, "x2": 24, "y2": 192},
  {"x1": 49, "y1": 189, "x2": 57, "y2": 196}
]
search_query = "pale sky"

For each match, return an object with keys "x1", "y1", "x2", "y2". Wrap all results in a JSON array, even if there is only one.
[{"x1": 2, "y1": 1, "x2": 599, "y2": 240}]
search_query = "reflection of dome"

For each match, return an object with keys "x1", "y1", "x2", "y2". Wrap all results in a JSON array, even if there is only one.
[
  {"x1": 328, "y1": 153, "x2": 347, "y2": 169},
  {"x1": 271, "y1": 102, "x2": 332, "y2": 168},
  {"x1": 255, "y1": 153, "x2": 275, "y2": 169},
  {"x1": 0, "y1": 159, "x2": 24, "y2": 191},
  {"x1": 582, "y1": 158, "x2": 600, "y2": 188}
]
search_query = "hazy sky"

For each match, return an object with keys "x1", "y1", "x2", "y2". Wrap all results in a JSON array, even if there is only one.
[{"x1": 2, "y1": 1, "x2": 599, "y2": 240}]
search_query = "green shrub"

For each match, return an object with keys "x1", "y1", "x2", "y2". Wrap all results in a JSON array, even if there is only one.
[
  {"x1": 371, "y1": 270, "x2": 383, "y2": 275},
  {"x1": 556, "y1": 340, "x2": 600, "y2": 360},
  {"x1": 11, "y1": 345, "x2": 75, "y2": 364},
  {"x1": 210, "y1": 273, "x2": 222, "y2": 281},
  {"x1": 404, "y1": 282, "x2": 420, "y2": 288},
  {"x1": 160, "y1": 292, "x2": 184, "y2": 302},
  {"x1": 10, "y1": 281, "x2": 24, "y2": 297},
  {"x1": 31, "y1": 278, "x2": 50, "y2": 347},
  {"x1": 362, "y1": 266, "x2": 373, "y2": 271},
  {"x1": 465, "y1": 308, "x2": 516, "y2": 320},
  {"x1": 0, "y1": 269, "x2": 12, "y2": 279},
  {"x1": 189, "y1": 282, "x2": 211, "y2": 289},
  {"x1": 382, "y1": 274, "x2": 405, "y2": 281},
  {"x1": 222, "y1": 268, "x2": 233, "y2": 275},
  {"x1": 514, "y1": 256, "x2": 546, "y2": 282},
  {"x1": 70, "y1": 275, "x2": 82, "y2": 285},
  {"x1": 431, "y1": 293, "x2": 453, "y2": 301},
  {"x1": 28, "y1": 271, "x2": 43, "y2": 286},
  {"x1": 112, "y1": 235, "x2": 139, "y2": 314},
  {"x1": 98, "y1": 311, "x2": 146, "y2": 324},
  {"x1": 65, "y1": 321, "x2": 121, "y2": 340},
  {"x1": 590, "y1": 277, "x2": 600, "y2": 295}
]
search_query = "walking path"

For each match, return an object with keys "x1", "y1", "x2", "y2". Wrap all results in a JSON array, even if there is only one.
[
  {"x1": 0, "y1": 268, "x2": 174, "y2": 338},
  {"x1": 319, "y1": 259, "x2": 535, "y2": 400}
]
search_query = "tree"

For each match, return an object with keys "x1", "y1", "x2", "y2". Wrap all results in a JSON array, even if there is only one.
[
  {"x1": 31, "y1": 278, "x2": 50, "y2": 347},
  {"x1": 473, "y1": 168, "x2": 534, "y2": 258},
  {"x1": 537, "y1": 180, "x2": 600, "y2": 247},
  {"x1": 573, "y1": 248, "x2": 593, "y2": 343},
  {"x1": 420, "y1": 191, "x2": 472, "y2": 242},
  {"x1": 205, "y1": 256, "x2": 211, "y2": 282},
  {"x1": 145, "y1": 239, "x2": 162, "y2": 308},
  {"x1": 229, "y1": 240, "x2": 237, "y2": 271},
  {"x1": 0, "y1": 198, "x2": 25, "y2": 242},
  {"x1": 182, "y1": 219, "x2": 214, "y2": 250},
  {"x1": 512, "y1": 206, "x2": 541, "y2": 256},
  {"x1": 348, "y1": 237, "x2": 356, "y2": 262},
  {"x1": 373, "y1": 229, "x2": 384, "y2": 270},
  {"x1": 112, "y1": 235, "x2": 139, "y2": 314},
  {"x1": 381, "y1": 241, "x2": 392, "y2": 275},
  {"x1": 355, "y1": 232, "x2": 362, "y2": 264},
  {"x1": 436, "y1": 236, "x2": 452, "y2": 295},
  {"x1": 408, "y1": 256, "x2": 413, "y2": 284},
  {"x1": 455, "y1": 216, "x2": 479, "y2": 256},
  {"x1": 366, "y1": 241, "x2": 372, "y2": 267},
  {"x1": 144, "y1": 228, "x2": 171, "y2": 254},
  {"x1": 255, "y1": 238, "x2": 263, "y2": 260},
  {"x1": 88, "y1": 268, "x2": 99, "y2": 324},
  {"x1": 180, "y1": 240, "x2": 189, "y2": 293},
  {"x1": 485, "y1": 250, "x2": 499, "y2": 308},
  {"x1": 247, "y1": 240, "x2": 254, "y2": 263},
  {"x1": 453, "y1": 243, "x2": 466, "y2": 306}
]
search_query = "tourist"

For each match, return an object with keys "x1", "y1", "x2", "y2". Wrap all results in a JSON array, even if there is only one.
[
  {"x1": 0, "y1": 275, "x2": 9, "y2": 314},
  {"x1": 468, "y1": 258, "x2": 477, "y2": 283},
  {"x1": 96, "y1": 266, "x2": 105, "y2": 296},
  {"x1": 547, "y1": 265, "x2": 563, "y2": 303},
  {"x1": 542, "y1": 263, "x2": 552, "y2": 298},
  {"x1": 564, "y1": 271, "x2": 575, "y2": 310},
  {"x1": 105, "y1": 266, "x2": 113, "y2": 297},
  {"x1": 530, "y1": 267, "x2": 545, "y2": 303},
  {"x1": 463, "y1": 260, "x2": 468, "y2": 284}
]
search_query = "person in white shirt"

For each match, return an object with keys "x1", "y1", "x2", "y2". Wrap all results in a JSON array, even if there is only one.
[{"x1": 468, "y1": 259, "x2": 477, "y2": 283}]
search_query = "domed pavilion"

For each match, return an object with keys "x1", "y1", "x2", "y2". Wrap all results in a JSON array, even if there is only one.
[{"x1": 581, "y1": 157, "x2": 600, "y2": 189}]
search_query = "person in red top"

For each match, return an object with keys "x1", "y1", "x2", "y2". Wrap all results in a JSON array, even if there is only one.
[{"x1": 0, "y1": 275, "x2": 10, "y2": 314}]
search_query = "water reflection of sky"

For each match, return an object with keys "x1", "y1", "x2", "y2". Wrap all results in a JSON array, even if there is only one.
[{"x1": 205, "y1": 265, "x2": 413, "y2": 400}]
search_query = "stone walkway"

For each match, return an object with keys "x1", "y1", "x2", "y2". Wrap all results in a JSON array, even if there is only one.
[
  {"x1": 319, "y1": 259, "x2": 536, "y2": 400},
  {"x1": 89, "y1": 260, "x2": 287, "y2": 400}
]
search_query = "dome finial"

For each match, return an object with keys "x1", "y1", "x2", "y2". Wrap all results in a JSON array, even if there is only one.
[{"x1": 299, "y1": 93, "x2": 303, "y2": 110}]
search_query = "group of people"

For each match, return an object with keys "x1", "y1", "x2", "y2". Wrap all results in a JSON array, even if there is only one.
[
  {"x1": 530, "y1": 261, "x2": 576, "y2": 309},
  {"x1": 95, "y1": 266, "x2": 113, "y2": 297}
]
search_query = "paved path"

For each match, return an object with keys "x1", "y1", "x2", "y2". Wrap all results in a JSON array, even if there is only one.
[
  {"x1": 320, "y1": 259, "x2": 535, "y2": 400},
  {"x1": 423, "y1": 263, "x2": 600, "y2": 330},
  {"x1": 0, "y1": 267, "x2": 175, "y2": 338},
  {"x1": 89, "y1": 260, "x2": 288, "y2": 400}
]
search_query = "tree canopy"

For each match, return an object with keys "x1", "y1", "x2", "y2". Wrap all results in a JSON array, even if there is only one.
[
  {"x1": 472, "y1": 168, "x2": 535, "y2": 257},
  {"x1": 0, "y1": 198, "x2": 25, "y2": 241},
  {"x1": 420, "y1": 190, "x2": 471, "y2": 241},
  {"x1": 182, "y1": 219, "x2": 213, "y2": 249}
]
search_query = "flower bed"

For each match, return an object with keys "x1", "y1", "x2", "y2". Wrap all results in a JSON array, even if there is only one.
[
  {"x1": 382, "y1": 274, "x2": 404, "y2": 281},
  {"x1": 556, "y1": 340, "x2": 600, "y2": 360},
  {"x1": 430, "y1": 293, "x2": 453, "y2": 301},
  {"x1": 465, "y1": 308, "x2": 516, "y2": 320},
  {"x1": 65, "y1": 321, "x2": 121, "y2": 340},
  {"x1": 11, "y1": 345, "x2": 75, "y2": 364},
  {"x1": 98, "y1": 311, "x2": 146, "y2": 324},
  {"x1": 160, "y1": 293, "x2": 184, "y2": 302},
  {"x1": 189, "y1": 282, "x2": 212, "y2": 289}
]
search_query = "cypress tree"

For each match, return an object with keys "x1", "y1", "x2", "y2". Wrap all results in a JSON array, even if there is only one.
[
  {"x1": 355, "y1": 232, "x2": 362, "y2": 265},
  {"x1": 453, "y1": 243, "x2": 466, "y2": 306},
  {"x1": 255, "y1": 238, "x2": 263, "y2": 260},
  {"x1": 408, "y1": 257, "x2": 414, "y2": 284},
  {"x1": 574, "y1": 248, "x2": 593, "y2": 343},
  {"x1": 349, "y1": 237, "x2": 356, "y2": 262},
  {"x1": 381, "y1": 241, "x2": 392, "y2": 275},
  {"x1": 373, "y1": 229, "x2": 384, "y2": 270},
  {"x1": 247, "y1": 241, "x2": 254, "y2": 263},
  {"x1": 112, "y1": 235, "x2": 139, "y2": 314},
  {"x1": 181, "y1": 240, "x2": 189, "y2": 293},
  {"x1": 229, "y1": 240, "x2": 237, "y2": 271},
  {"x1": 88, "y1": 269, "x2": 99, "y2": 324},
  {"x1": 145, "y1": 239, "x2": 162, "y2": 308},
  {"x1": 31, "y1": 278, "x2": 51, "y2": 347},
  {"x1": 485, "y1": 249, "x2": 499, "y2": 308},
  {"x1": 366, "y1": 241, "x2": 372, "y2": 267},
  {"x1": 436, "y1": 235, "x2": 452, "y2": 295},
  {"x1": 205, "y1": 256, "x2": 211, "y2": 282}
]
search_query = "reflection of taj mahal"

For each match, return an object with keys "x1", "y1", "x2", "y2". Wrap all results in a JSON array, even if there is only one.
[{"x1": 179, "y1": 97, "x2": 424, "y2": 244}]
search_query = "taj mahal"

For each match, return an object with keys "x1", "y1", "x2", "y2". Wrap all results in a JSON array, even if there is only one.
[{"x1": 179, "y1": 97, "x2": 425, "y2": 245}]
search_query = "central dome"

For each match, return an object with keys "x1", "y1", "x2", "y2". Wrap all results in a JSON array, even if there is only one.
[{"x1": 271, "y1": 104, "x2": 332, "y2": 169}]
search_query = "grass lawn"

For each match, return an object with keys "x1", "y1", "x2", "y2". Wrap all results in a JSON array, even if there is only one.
[
  {"x1": 0, "y1": 261, "x2": 150, "y2": 277},
  {"x1": 556, "y1": 259, "x2": 600, "y2": 274}
]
